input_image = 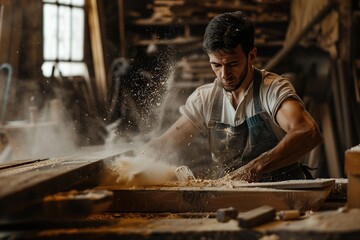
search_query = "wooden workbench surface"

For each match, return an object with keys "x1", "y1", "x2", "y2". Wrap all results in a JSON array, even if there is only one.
[{"x1": 1, "y1": 209, "x2": 359, "y2": 239}]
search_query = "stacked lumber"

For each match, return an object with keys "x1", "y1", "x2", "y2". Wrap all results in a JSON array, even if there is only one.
[
  {"x1": 175, "y1": 54, "x2": 214, "y2": 84},
  {"x1": 129, "y1": 0, "x2": 290, "y2": 56}
]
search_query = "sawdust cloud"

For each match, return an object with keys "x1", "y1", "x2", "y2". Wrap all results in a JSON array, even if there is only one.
[
  {"x1": 101, "y1": 127, "x2": 180, "y2": 187},
  {"x1": 1, "y1": 98, "x2": 78, "y2": 162},
  {"x1": 101, "y1": 45, "x2": 181, "y2": 187},
  {"x1": 101, "y1": 153, "x2": 177, "y2": 187}
]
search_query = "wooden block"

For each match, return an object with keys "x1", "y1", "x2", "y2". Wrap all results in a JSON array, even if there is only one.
[
  {"x1": 348, "y1": 175, "x2": 360, "y2": 209},
  {"x1": 237, "y1": 205, "x2": 275, "y2": 229},
  {"x1": 277, "y1": 210, "x2": 301, "y2": 220},
  {"x1": 345, "y1": 145, "x2": 360, "y2": 175},
  {"x1": 345, "y1": 145, "x2": 360, "y2": 208},
  {"x1": 216, "y1": 207, "x2": 238, "y2": 223}
]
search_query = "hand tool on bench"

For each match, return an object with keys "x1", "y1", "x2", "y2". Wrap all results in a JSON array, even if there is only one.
[
  {"x1": 276, "y1": 210, "x2": 302, "y2": 220},
  {"x1": 216, "y1": 206, "x2": 301, "y2": 228},
  {"x1": 216, "y1": 205, "x2": 275, "y2": 228},
  {"x1": 175, "y1": 165, "x2": 196, "y2": 182},
  {"x1": 216, "y1": 207, "x2": 238, "y2": 223}
]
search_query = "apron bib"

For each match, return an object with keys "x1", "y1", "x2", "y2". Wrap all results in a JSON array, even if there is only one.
[{"x1": 208, "y1": 69, "x2": 310, "y2": 181}]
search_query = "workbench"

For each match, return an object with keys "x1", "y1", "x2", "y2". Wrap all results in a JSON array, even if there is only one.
[
  {"x1": 1, "y1": 209, "x2": 360, "y2": 239},
  {"x1": 0, "y1": 148, "x2": 356, "y2": 240}
]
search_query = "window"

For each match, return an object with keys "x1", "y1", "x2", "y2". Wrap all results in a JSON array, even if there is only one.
[{"x1": 42, "y1": 0, "x2": 86, "y2": 77}]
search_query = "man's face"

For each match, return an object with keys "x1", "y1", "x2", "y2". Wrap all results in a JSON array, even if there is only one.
[{"x1": 208, "y1": 45, "x2": 254, "y2": 92}]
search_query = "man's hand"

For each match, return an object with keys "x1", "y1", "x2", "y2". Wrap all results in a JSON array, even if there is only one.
[
  {"x1": 221, "y1": 152, "x2": 269, "y2": 182},
  {"x1": 222, "y1": 163, "x2": 259, "y2": 182}
]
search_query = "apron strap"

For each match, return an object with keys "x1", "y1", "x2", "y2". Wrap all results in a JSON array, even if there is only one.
[
  {"x1": 209, "y1": 80, "x2": 223, "y2": 127},
  {"x1": 253, "y1": 68, "x2": 264, "y2": 114}
]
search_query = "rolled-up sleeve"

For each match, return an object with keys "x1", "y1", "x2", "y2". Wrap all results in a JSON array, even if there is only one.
[
  {"x1": 263, "y1": 77, "x2": 304, "y2": 124},
  {"x1": 179, "y1": 88, "x2": 208, "y2": 134}
]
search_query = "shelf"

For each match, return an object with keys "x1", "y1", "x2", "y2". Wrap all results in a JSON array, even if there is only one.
[{"x1": 133, "y1": 36, "x2": 202, "y2": 46}]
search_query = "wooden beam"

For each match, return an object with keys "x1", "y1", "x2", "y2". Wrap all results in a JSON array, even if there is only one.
[
  {"x1": 264, "y1": 0, "x2": 337, "y2": 70},
  {"x1": 99, "y1": 182, "x2": 333, "y2": 213}
]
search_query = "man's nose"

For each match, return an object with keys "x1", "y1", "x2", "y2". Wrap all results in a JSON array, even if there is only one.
[{"x1": 221, "y1": 66, "x2": 231, "y2": 79}]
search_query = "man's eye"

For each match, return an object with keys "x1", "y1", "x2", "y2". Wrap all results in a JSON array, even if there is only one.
[
  {"x1": 212, "y1": 64, "x2": 221, "y2": 68},
  {"x1": 229, "y1": 62, "x2": 238, "y2": 67}
]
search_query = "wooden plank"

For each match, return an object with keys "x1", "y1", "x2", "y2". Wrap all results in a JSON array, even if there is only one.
[
  {"x1": 231, "y1": 179, "x2": 335, "y2": 190},
  {"x1": 99, "y1": 184, "x2": 333, "y2": 213},
  {"x1": 0, "y1": 152, "x2": 122, "y2": 220},
  {"x1": 0, "y1": 158, "x2": 49, "y2": 171},
  {"x1": 133, "y1": 36, "x2": 201, "y2": 46},
  {"x1": 269, "y1": 208, "x2": 360, "y2": 239}
]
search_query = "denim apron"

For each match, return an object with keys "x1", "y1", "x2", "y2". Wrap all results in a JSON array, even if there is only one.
[{"x1": 208, "y1": 69, "x2": 311, "y2": 181}]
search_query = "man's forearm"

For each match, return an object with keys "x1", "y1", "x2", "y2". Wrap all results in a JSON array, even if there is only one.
[{"x1": 252, "y1": 123, "x2": 323, "y2": 177}]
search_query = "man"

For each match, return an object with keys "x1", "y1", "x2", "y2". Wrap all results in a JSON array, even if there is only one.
[{"x1": 145, "y1": 11, "x2": 322, "y2": 182}]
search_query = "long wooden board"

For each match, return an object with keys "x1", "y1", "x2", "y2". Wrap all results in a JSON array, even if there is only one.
[
  {"x1": 231, "y1": 179, "x2": 335, "y2": 190},
  {"x1": 0, "y1": 151, "x2": 123, "y2": 220},
  {"x1": 99, "y1": 183, "x2": 334, "y2": 213}
]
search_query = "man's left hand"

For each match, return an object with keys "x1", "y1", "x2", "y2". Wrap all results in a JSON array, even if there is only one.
[{"x1": 221, "y1": 165, "x2": 258, "y2": 182}]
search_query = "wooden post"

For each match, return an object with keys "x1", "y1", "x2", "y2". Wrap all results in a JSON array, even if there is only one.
[
  {"x1": 118, "y1": 0, "x2": 126, "y2": 58},
  {"x1": 87, "y1": 0, "x2": 107, "y2": 105}
]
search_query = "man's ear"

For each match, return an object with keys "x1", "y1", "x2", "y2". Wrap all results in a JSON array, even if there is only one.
[{"x1": 248, "y1": 48, "x2": 257, "y2": 64}]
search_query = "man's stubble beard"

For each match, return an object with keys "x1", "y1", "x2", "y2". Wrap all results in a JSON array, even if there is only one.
[{"x1": 221, "y1": 61, "x2": 249, "y2": 92}]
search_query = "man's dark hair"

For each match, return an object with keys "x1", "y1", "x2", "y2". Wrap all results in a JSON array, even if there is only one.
[{"x1": 202, "y1": 11, "x2": 255, "y2": 57}]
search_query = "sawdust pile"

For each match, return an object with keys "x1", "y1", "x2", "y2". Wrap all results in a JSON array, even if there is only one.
[{"x1": 101, "y1": 155, "x2": 177, "y2": 187}]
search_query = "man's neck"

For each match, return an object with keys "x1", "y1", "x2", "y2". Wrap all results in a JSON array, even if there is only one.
[{"x1": 231, "y1": 66, "x2": 254, "y2": 107}]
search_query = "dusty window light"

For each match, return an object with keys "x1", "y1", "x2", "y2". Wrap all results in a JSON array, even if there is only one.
[{"x1": 42, "y1": 0, "x2": 85, "y2": 77}]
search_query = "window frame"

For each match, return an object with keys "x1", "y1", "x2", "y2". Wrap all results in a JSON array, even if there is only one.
[{"x1": 42, "y1": 0, "x2": 86, "y2": 77}]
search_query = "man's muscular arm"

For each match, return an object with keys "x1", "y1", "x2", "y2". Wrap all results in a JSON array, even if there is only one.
[
  {"x1": 225, "y1": 98, "x2": 322, "y2": 182},
  {"x1": 143, "y1": 115, "x2": 201, "y2": 160}
]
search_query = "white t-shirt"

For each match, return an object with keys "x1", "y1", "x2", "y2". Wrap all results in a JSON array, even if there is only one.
[{"x1": 179, "y1": 68, "x2": 303, "y2": 138}]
